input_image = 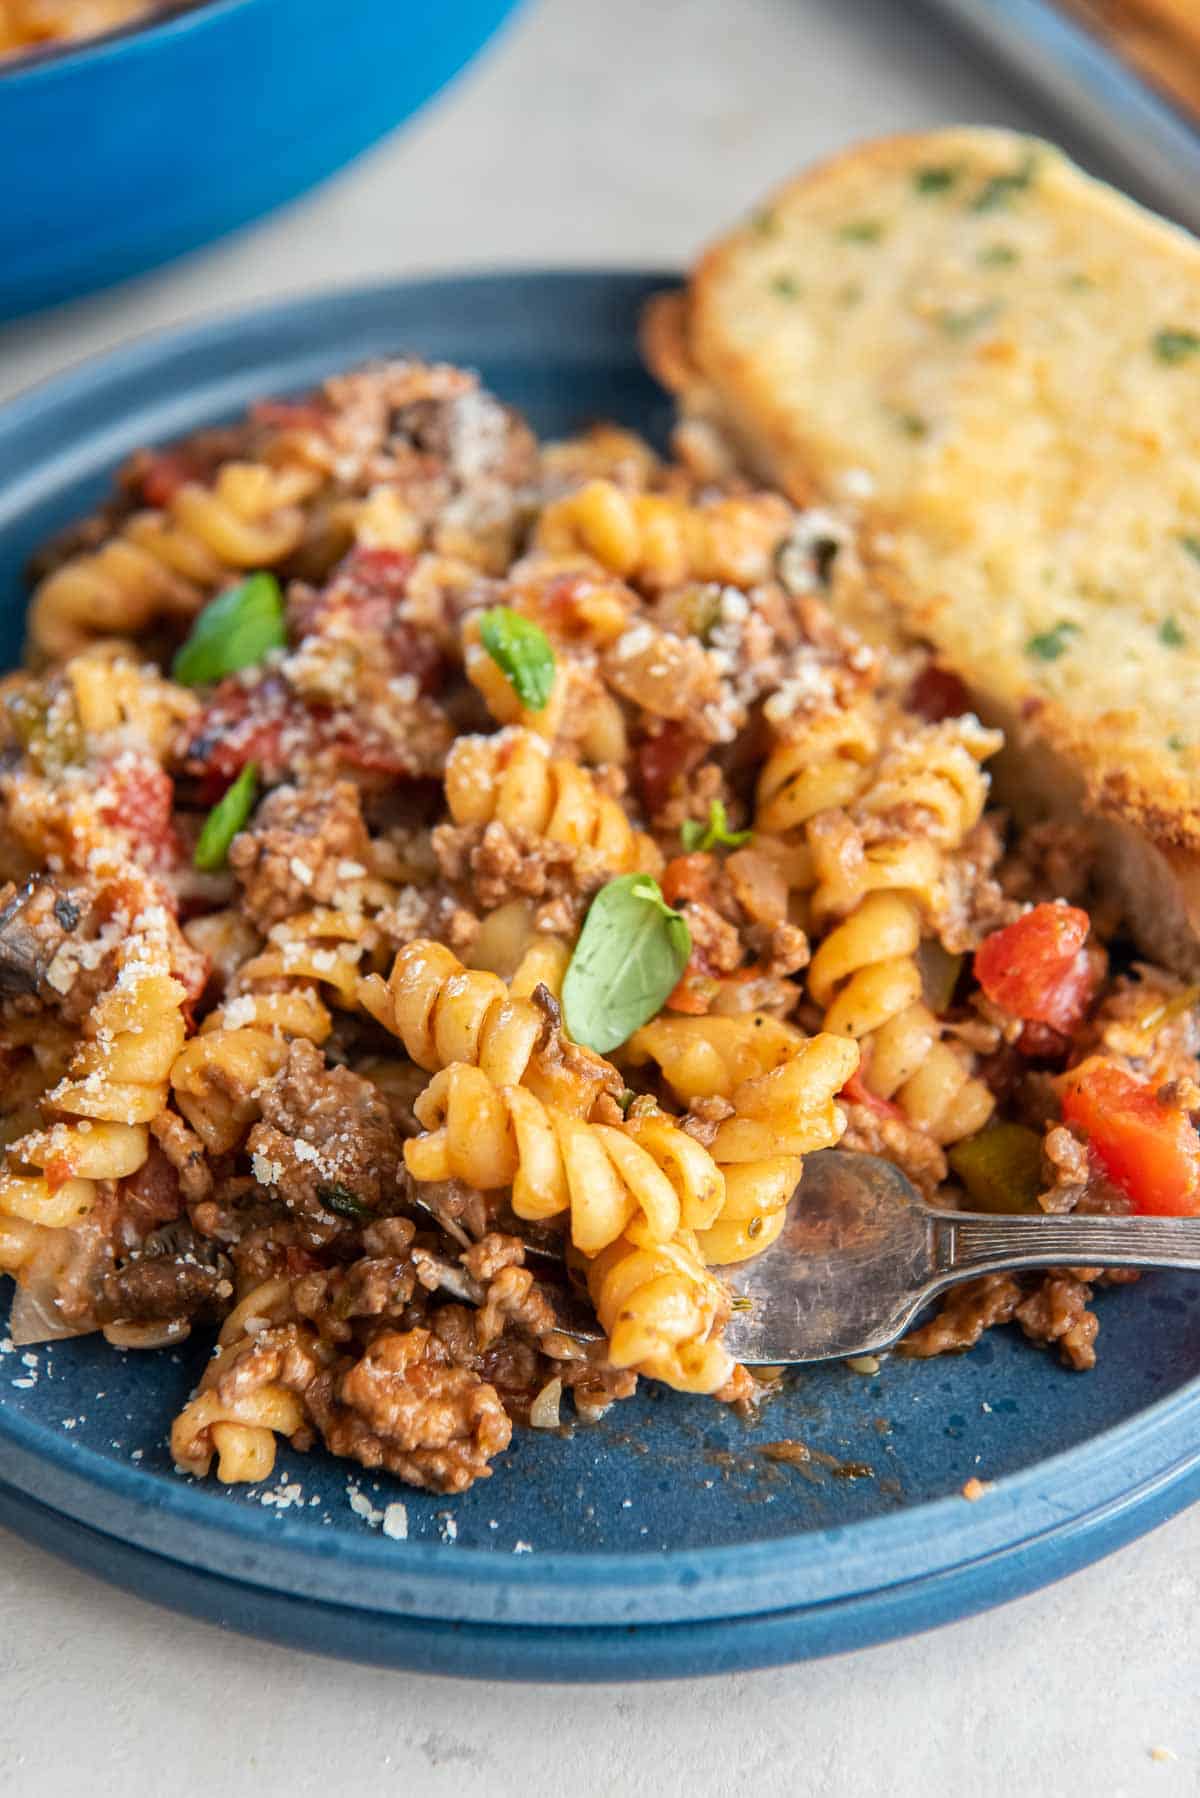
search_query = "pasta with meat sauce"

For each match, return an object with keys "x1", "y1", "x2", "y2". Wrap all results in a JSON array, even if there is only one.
[{"x1": 1, "y1": 357, "x2": 1196, "y2": 1495}]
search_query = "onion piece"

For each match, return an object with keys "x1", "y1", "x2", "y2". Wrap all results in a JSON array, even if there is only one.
[
  {"x1": 529, "y1": 1376, "x2": 563, "y2": 1430},
  {"x1": 9, "y1": 1279, "x2": 88, "y2": 1346}
]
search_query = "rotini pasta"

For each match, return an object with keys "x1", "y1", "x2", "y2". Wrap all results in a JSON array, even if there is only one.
[
  {"x1": 856, "y1": 718, "x2": 1002, "y2": 851},
  {"x1": 0, "y1": 354, "x2": 1164, "y2": 1496},
  {"x1": 170, "y1": 1278, "x2": 310, "y2": 1482},
  {"x1": 0, "y1": 936, "x2": 186, "y2": 1272},
  {"x1": 445, "y1": 728, "x2": 659, "y2": 882},
  {"x1": 404, "y1": 1062, "x2": 724, "y2": 1255},
  {"x1": 171, "y1": 906, "x2": 373, "y2": 1153},
  {"x1": 625, "y1": 1012, "x2": 810, "y2": 1103},
  {"x1": 586, "y1": 1221, "x2": 734, "y2": 1394},
  {"x1": 808, "y1": 891, "x2": 994, "y2": 1144},
  {"x1": 535, "y1": 479, "x2": 791, "y2": 591},
  {"x1": 29, "y1": 462, "x2": 321, "y2": 660},
  {"x1": 360, "y1": 938, "x2": 612, "y2": 1116},
  {"x1": 755, "y1": 703, "x2": 880, "y2": 835},
  {"x1": 0, "y1": 0, "x2": 164, "y2": 56}
]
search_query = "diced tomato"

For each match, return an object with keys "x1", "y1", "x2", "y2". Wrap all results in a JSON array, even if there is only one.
[
  {"x1": 974, "y1": 903, "x2": 1097, "y2": 1035},
  {"x1": 907, "y1": 662, "x2": 972, "y2": 723},
  {"x1": 98, "y1": 755, "x2": 181, "y2": 870},
  {"x1": 1061, "y1": 1062, "x2": 1200, "y2": 1216},
  {"x1": 637, "y1": 724, "x2": 704, "y2": 816},
  {"x1": 43, "y1": 1154, "x2": 77, "y2": 1190},
  {"x1": 665, "y1": 968, "x2": 719, "y2": 1015},
  {"x1": 291, "y1": 550, "x2": 445, "y2": 694},
  {"x1": 182, "y1": 674, "x2": 308, "y2": 796},
  {"x1": 135, "y1": 449, "x2": 206, "y2": 508},
  {"x1": 661, "y1": 853, "x2": 718, "y2": 909},
  {"x1": 840, "y1": 1066, "x2": 905, "y2": 1123}
]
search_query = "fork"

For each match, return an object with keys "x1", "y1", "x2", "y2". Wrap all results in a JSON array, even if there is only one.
[{"x1": 417, "y1": 1150, "x2": 1200, "y2": 1364}]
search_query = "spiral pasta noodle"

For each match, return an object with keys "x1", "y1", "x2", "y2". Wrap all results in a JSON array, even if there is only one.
[
  {"x1": 586, "y1": 1221, "x2": 734, "y2": 1394},
  {"x1": 755, "y1": 703, "x2": 880, "y2": 835},
  {"x1": 404, "y1": 1063, "x2": 725, "y2": 1255},
  {"x1": 65, "y1": 645, "x2": 200, "y2": 760},
  {"x1": 171, "y1": 908, "x2": 370, "y2": 1153},
  {"x1": 694, "y1": 1035, "x2": 860, "y2": 1263},
  {"x1": 170, "y1": 1282, "x2": 308, "y2": 1483},
  {"x1": 361, "y1": 938, "x2": 609, "y2": 1116},
  {"x1": 0, "y1": 941, "x2": 187, "y2": 1274},
  {"x1": 534, "y1": 479, "x2": 791, "y2": 591},
  {"x1": 445, "y1": 729, "x2": 659, "y2": 880},
  {"x1": 625, "y1": 1012, "x2": 810, "y2": 1103},
  {"x1": 808, "y1": 891, "x2": 994, "y2": 1145},
  {"x1": 624, "y1": 1017, "x2": 858, "y2": 1259},
  {"x1": 29, "y1": 462, "x2": 321, "y2": 660},
  {"x1": 469, "y1": 900, "x2": 572, "y2": 1000},
  {"x1": 856, "y1": 718, "x2": 1002, "y2": 851}
]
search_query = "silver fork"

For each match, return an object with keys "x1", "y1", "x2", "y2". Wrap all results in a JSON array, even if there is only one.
[
  {"x1": 415, "y1": 1150, "x2": 1200, "y2": 1363},
  {"x1": 722, "y1": 1150, "x2": 1200, "y2": 1364}
]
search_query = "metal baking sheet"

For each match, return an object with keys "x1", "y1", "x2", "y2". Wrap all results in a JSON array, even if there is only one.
[{"x1": 922, "y1": 0, "x2": 1200, "y2": 234}]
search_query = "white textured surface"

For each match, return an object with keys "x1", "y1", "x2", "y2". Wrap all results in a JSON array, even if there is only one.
[{"x1": 0, "y1": 1, "x2": 1197, "y2": 1790}]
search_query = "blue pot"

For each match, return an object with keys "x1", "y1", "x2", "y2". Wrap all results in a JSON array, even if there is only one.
[{"x1": 0, "y1": 0, "x2": 520, "y2": 319}]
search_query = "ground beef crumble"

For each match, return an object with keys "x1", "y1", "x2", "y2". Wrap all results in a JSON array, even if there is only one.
[
  {"x1": 246, "y1": 1039, "x2": 403, "y2": 1245},
  {"x1": 229, "y1": 779, "x2": 373, "y2": 931},
  {"x1": 308, "y1": 1327, "x2": 513, "y2": 1493}
]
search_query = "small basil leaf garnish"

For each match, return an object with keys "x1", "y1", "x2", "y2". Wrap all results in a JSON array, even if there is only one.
[
  {"x1": 172, "y1": 572, "x2": 286, "y2": 685},
  {"x1": 680, "y1": 799, "x2": 752, "y2": 854},
  {"x1": 562, "y1": 874, "x2": 692, "y2": 1054},
  {"x1": 193, "y1": 762, "x2": 258, "y2": 871},
  {"x1": 478, "y1": 606, "x2": 556, "y2": 712}
]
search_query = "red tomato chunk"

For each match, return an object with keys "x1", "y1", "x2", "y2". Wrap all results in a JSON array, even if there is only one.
[
  {"x1": 840, "y1": 1067, "x2": 904, "y2": 1123},
  {"x1": 98, "y1": 755, "x2": 179, "y2": 869},
  {"x1": 974, "y1": 903, "x2": 1096, "y2": 1034},
  {"x1": 1061, "y1": 1063, "x2": 1200, "y2": 1217}
]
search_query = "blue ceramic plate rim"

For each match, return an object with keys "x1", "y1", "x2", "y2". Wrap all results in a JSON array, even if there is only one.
[
  {"x1": 5, "y1": 1448, "x2": 1200, "y2": 1680},
  {"x1": 1, "y1": 271, "x2": 1198, "y2": 1638},
  {"x1": 0, "y1": 0, "x2": 248, "y2": 80}
]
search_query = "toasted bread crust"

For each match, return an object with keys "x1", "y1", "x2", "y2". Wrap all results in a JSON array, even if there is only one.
[{"x1": 651, "y1": 130, "x2": 1200, "y2": 971}]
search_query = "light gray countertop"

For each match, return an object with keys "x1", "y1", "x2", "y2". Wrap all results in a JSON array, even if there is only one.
[{"x1": 0, "y1": 2, "x2": 1197, "y2": 1790}]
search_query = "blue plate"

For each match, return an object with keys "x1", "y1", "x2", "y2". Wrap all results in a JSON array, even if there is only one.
[
  {"x1": 2, "y1": 272, "x2": 1199, "y2": 1678},
  {"x1": 0, "y1": 0, "x2": 520, "y2": 320}
]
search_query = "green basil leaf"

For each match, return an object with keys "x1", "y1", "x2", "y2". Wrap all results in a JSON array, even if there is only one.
[
  {"x1": 172, "y1": 572, "x2": 286, "y2": 685},
  {"x1": 680, "y1": 799, "x2": 752, "y2": 854},
  {"x1": 1160, "y1": 615, "x2": 1187, "y2": 648},
  {"x1": 478, "y1": 607, "x2": 556, "y2": 712},
  {"x1": 562, "y1": 874, "x2": 692, "y2": 1053},
  {"x1": 193, "y1": 762, "x2": 258, "y2": 871}
]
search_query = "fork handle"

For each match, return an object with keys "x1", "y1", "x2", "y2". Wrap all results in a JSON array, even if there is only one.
[{"x1": 933, "y1": 1210, "x2": 1200, "y2": 1277}]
